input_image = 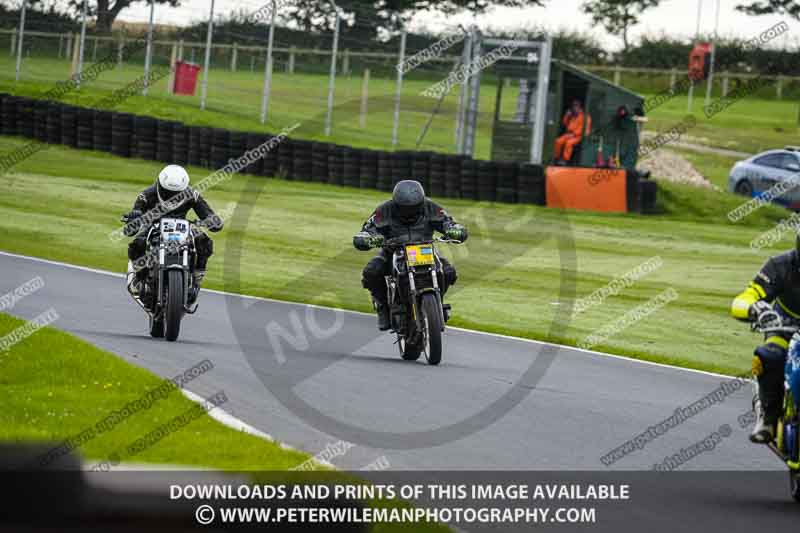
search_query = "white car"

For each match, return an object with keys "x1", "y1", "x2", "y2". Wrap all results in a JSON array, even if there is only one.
[{"x1": 728, "y1": 147, "x2": 800, "y2": 209}]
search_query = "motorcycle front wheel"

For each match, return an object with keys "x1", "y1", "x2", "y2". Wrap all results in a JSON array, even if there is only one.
[
  {"x1": 420, "y1": 293, "x2": 443, "y2": 366},
  {"x1": 164, "y1": 270, "x2": 185, "y2": 342}
]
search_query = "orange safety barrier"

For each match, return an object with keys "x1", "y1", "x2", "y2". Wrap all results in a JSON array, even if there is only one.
[{"x1": 545, "y1": 166, "x2": 628, "y2": 213}]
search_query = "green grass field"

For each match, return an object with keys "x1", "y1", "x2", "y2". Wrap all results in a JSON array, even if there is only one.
[
  {"x1": 0, "y1": 312, "x2": 312, "y2": 469},
  {"x1": 0, "y1": 135, "x2": 793, "y2": 376},
  {"x1": 1, "y1": 55, "x2": 797, "y2": 157}
]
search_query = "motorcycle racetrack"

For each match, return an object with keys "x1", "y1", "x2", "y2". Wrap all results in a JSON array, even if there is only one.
[{"x1": 0, "y1": 250, "x2": 783, "y2": 472}]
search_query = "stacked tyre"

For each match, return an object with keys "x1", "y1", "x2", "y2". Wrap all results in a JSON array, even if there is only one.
[
  {"x1": 311, "y1": 142, "x2": 329, "y2": 183},
  {"x1": 188, "y1": 126, "x2": 211, "y2": 168},
  {"x1": 133, "y1": 116, "x2": 157, "y2": 160},
  {"x1": 476, "y1": 161, "x2": 497, "y2": 202},
  {"x1": 411, "y1": 152, "x2": 431, "y2": 193},
  {"x1": 16, "y1": 97, "x2": 35, "y2": 139},
  {"x1": 495, "y1": 162, "x2": 518, "y2": 203},
  {"x1": 245, "y1": 132, "x2": 266, "y2": 175},
  {"x1": 210, "y1": 128, "x2": 230, "y2": 170},
  {"x1": 155, "y1": 120, "x2": 176, "y2": 163},
  {"x1": 261, "y1": 134, "x2": 278, "y2": 177},
  {"x1": 359, "y1": 149, "x2": 378, "y2": 190},
  {"x1": 45, "y1": 102, "x2": 62, "y2": 145},
  {"x1": 33, "y1": 100, "x2": 49, "y2": 142},
  {"x1": 60, "y1": 105, "x2": 77, "y2": 147},
  {"x1": 391, "y1": 151, "x2": 413, "y2": 187},
  {"x1": 342, "y1": 147, "x2": 361, "y2": 187},
  {"x1": 230, "y1": 130, "x2": 248, "y2": 167},
  {"x1": 172, "y1": 123, "x2": 189, "y2": 165},
  {"x1": 111, "y1": 112, "x2": 134, "y2": 158},
  {"x1": 1, "y1": 95, "x2": 18, "y2": 135},
  {"x1": 327, "y1": 144, "x2": 344, "y2": 185},
  {"x1": 445, "y1": 155, "x2": 463, "y2": 199},
  {"x1": 376, "y1": 151, "x2": 393, "y2": 191},
  {"x1": 428, "y1": 153, "x2": 447, "y2": 197},
  {"x1": 276, "y1": 137, "x2": 294, "y2": 179},
  {"x1": 460, "y1": 159, "x2": 478, "y2": 200},
  {"x1": 517, "y1": 164, "x2": 545, "y2": 205},
  {"x1": 76, "y1": 108, "x2": 94, "y2": 150},
  {"x1": 92, "y1": 109, "x2": 113, "y2": 153},
  {"x1": 292, "y1": 139, "x2": 313, "y2": 182}
]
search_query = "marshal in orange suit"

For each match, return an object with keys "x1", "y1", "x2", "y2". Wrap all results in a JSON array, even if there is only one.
[{"x1": 553, "y1": 99, "x2": 591, "y2": 165}]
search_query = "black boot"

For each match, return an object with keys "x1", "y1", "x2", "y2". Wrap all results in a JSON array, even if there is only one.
[
  {"x1": 189, "y1": 270, "x2": 205, "y2": 305},
  {"x1": 374, "y1": 300, "x2": 390, "y2": 331},
  {"x1": 750, "y1": 371, "x2": 783, "y2": 444}
]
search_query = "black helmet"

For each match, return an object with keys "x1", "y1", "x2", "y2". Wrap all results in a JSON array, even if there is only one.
[{"x1": 392, "y1": 180, "x2": 425, "y2": 224}]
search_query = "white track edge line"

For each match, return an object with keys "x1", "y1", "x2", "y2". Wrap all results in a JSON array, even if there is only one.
[
  {"x1": 0, "y1": 249, "x2": 734, "y2": 380},
  {"x1": 181, "y1": 389, "x2": 335, "y2": 469}
]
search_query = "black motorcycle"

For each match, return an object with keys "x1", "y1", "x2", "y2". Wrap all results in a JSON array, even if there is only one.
[
  {"x1": 384, "y1": 237, "x2": 460, "y2": 365},
  {"x1": 122, "y1": 214, "x2": 201, "y2": 342}
]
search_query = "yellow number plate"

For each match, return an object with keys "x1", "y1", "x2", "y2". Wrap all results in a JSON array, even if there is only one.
[{"x1": 406, "y1": 244, "x2": 435, "y2": 266}]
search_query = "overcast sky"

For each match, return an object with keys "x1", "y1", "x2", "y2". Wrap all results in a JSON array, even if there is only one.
[{"x1": 120, "y1": 0, "x2": 798, "y2": 51}]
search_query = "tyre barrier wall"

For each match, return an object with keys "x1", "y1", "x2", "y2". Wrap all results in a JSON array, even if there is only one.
[{"x1": 0, "y1": 94, "x2": 658, "y2": 213}]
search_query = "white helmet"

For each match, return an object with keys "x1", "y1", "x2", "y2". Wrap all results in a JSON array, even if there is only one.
[{"x1": 157, "y1": 165, "x2": 190, "y2": 201}]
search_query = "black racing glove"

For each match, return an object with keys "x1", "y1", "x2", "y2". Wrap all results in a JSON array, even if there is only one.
[
  {"x1": 353, "y1": 232, "x2": 384, "y2": 251},
  {"x1": 445, "y1": 224, "x2": 468, "y2": 243},
  {"x1": 750, "y1": 300, "x2": 780, "y2": 329},
  {"x1": 121, "y1": 209, "x2": 143, "y2": 236},
  {"x1": 203, "y1": 214, "x2": 224, "y2": 232}
]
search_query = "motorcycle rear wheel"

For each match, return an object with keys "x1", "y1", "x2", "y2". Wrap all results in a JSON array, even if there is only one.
[{"x1": 164, "y1": 270, "x2": 184, "y2": 342}]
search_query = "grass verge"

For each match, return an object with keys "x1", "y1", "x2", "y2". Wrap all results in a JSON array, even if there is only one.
[
  {"x1": 0, "y1": 312, "x2": 310, "y2": 469},
  {"x1": 0, "y1": 136, "x2": 794, "y2": 377}
]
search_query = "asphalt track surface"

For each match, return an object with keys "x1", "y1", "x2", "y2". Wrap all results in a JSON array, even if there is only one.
[
  {"x1": 4, "y1": 251, "x2": 800, "y2": 529},
  {"x1": 0, "y1": 250, "x2": 788, "y2": 471}
]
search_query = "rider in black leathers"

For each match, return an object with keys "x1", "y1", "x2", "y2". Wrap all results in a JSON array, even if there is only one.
[
  {"x1": 731, "y1": 237, "x2": 800, "y2": 443},
  {"x1": 353, "y1": 180, "x2": 468, "y2": 330},
  {"x1": 124, "y1": 165, "x2": 223, "y2": 304}
]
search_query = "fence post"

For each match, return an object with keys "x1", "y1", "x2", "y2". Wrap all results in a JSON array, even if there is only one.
[
  {"x1": 58, "y1": 33, "x2": 63, "y2": 58},
  {"x1": 777, "y1": 76, "x2": 783, "y2": 99},
  {"x1": 70, "y1": 32, "x2": 80, "y2": 79},
  {"x1": 200, "y1": 0, "x2": 216, "y2": 110},
  {"x1": 342, "y1": 49, "x2": 350, "y2": 76},
  {"x1": 288, "y1": 46, "x2": 295, "y2": 74},
  {"x1": 669, "y1": 68, "x2": 677, "y2": 91},
  {"x1": 250, "y1": 56, "x2": 255, "y2": 72},
  {"x1": 117, "y1": 35, "x2": 125, "y2": 67},
  {"x1": 259, "y1": 0, "x2": 276, "y2": 124},
  {"x1": 10, "y1": 28, "x2": 16, "y2": 57},
  {"x1": 76, "y1": 0, "x2": 87, "y2": 88},
  {"x1": 391, "y1": 31, "x2": 406, "y2": 148},
  {"x1": 92, "y1": 36, "x2": 98, "y2": 61},
  {"x1": 613, "y1": 65, "x2": 621, "y2": 86},
  {"x1": 360, "y1": 68, "x2": 369, "y2": 128},
  {"x1": 167, "y1": 42, "x2": 177, "y2": 94},
  {"x1": 142, "y1": 0, "x2": 155, "y2": 95},
  {"x1": 178, "y1": 38, "x2": 184, "y2": 60},
  {"x1": 14, "y1": 2, "x2": 26, "y2": 81},
  {"x1": 231, "y1": 42, "x2": 238, "y2": 71},
  {"x1": 721, "y1": 71, "x2": 729, "y2": 97},
  {"x1": 324, "y1": 7, "x2": 340, "y2": 137}
]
